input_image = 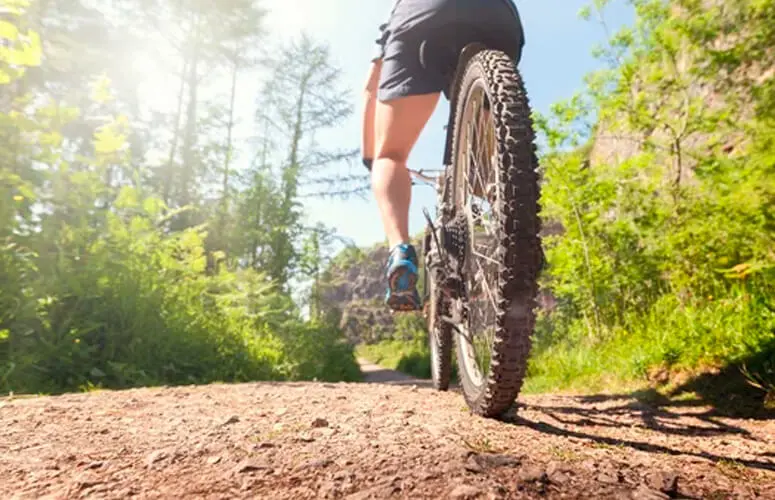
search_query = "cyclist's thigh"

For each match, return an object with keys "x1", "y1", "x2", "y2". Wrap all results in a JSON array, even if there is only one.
[{"x1": 374, "y1": 93, "x2": 440, "y2": 163}]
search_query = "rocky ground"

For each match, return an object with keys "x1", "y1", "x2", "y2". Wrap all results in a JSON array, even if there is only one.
[{"x1": 1, "y1": 362, "x2": 773, "y2": 499}]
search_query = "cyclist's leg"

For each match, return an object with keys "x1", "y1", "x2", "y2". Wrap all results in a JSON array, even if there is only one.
[
  {"x1": 372, "y1": 93, "x2": 439, "y2": 248},
  {"x1": 371, "y1": 91, "x2": 440, "y2": 311},
  {"x1": 372, "y1": 93, "x2": 439, "y2": 311},
  {"x1": 369, "y1": 4, "x2": 451, "y2": 311}
]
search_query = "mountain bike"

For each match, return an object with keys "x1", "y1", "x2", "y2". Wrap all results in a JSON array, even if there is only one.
[{"x1": 412, "y1": 41, "x2": 542, "y2": 419}]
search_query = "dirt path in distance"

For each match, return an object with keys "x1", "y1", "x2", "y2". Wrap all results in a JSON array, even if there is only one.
[{"x1": 356, "y1": 358, "x2": 437, "y2": 389}]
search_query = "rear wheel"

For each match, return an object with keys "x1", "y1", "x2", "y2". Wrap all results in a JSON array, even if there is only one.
[
  {"x1": 447, "y1": 49, "x2": 542, "y2": 418},
  {"x1": 427, "y1": 263, "x2": 453, "y2": 391}
]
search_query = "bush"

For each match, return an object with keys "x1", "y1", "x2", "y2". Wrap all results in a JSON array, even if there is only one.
[
  {"x1": 0, "y1": 186, "x2": 360, "y2": 394},
  {"x1": 0, "y1": 4, "x2": 361, "y2": 395},
  {"x1": 529, "y1": 0, "x2": 775, "y2": 399}
]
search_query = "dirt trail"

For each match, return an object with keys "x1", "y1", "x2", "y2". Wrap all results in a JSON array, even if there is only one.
[
  {"x1": 356, "y1": 358, "x2": 430, "y2": 387},
  {"x1": 1, "y1": 367, "x2": 773, "y2": 499}
]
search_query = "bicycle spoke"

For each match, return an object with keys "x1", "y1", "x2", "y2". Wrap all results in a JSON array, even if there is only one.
[
  {"x1": 471, "y1": 248, "x2": 499, "y2": 267},
  {"x1": 452, "y1": 82, "x2": 502, "y2": 386},
  {"x1": 474, "y1": 258, "x2": 499, "y2": 314}
]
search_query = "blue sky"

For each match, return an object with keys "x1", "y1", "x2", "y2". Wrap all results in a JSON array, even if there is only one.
[{"x1": 241, "y1": 0, "x2": 635, "y2": 250}]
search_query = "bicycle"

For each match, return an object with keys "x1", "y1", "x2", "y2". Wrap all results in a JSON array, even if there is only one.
[{"x1": 411, "y1": 40, "x2": 542, "y2": 419}]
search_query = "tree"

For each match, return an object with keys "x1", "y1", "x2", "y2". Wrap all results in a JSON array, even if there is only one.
[{"x1": 253, "y1": 34, "x2": 356, "y2": 285}]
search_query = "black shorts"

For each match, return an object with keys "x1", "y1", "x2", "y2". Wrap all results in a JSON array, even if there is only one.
[{"x1": 373, "y1": 0, "x2": 525, "y2": 102}]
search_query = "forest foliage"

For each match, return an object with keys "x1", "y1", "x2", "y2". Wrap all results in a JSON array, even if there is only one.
[
  {"x1": 3, "y1": 0, "x2": 773, "y2": 402},
  {"x1": 529, "y1": 0, "x2": 774, "y2": 397},
  {"x1": 0, "y1": 0, "x2": 362, "y2": 394}
]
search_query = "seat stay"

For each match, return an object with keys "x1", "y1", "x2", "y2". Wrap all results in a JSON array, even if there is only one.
[{"x1": 441, "y1": 42, "x2": 487, "y2": 173}]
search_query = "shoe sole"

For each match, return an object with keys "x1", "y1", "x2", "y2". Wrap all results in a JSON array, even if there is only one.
[{"x1": 386, "y1": 267, "x2": 421, "y2": 312}]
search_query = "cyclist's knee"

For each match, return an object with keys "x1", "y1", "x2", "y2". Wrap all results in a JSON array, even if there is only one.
[
  {"x1": 375, "y1": 134, "x2": 414, "y2": 164},
  {"x1": 374, "y1": 150, "x2": 410, "y2": 165}
]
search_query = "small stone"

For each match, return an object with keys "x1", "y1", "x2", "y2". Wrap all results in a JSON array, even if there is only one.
[
  {"x1": 546, "y1": 461, "x2": 572, "y2": 485},
  {"x1": 464, "y1": 455, "x2": 484, "y2": 474},
  {"x1": 632, "y1": 486, "x2": 670, "y2": 500},
  {"x1": 311, "y1": 418, "x2": 329, "y2": 428},
  {"x1": 221, "y1": 415, "x2": 240, "y2": 426},
  {"x1": 319, "y1": 427, "x2": 337, "y2": 437},
  {"x1": 207, "y1": 456, "x2": 222, "y2": 465},
  {"x1": 234, "y1": 461, "x2": 269, "y2": 474},
  {"x1": 77, "y1": 480, "x2": 101, "y2": 491},
  {"x1": 146, "y1": 450, "x2": 168, "y2": 468},
  {"x1": 644, "y1": 471, "x2": 679, "y2": 495},
  {"x1": 346, "y1": 485, "x2": 399, "y2": 500},
  {"x1": 257, "y1": 441, "x2": 275, "y2": 449},
  {"x1": 549, "y1": 470, "x2": 570, "y2": 485},
  {"x1": 519, "y1": 465, "x2": 548, "y2": 483},
  {"x1": 85, "y1": 461, "x2": 104, "y2": 470},
  {"x1": 477, "y1": 453, "x2": 520, "y2": 469},
  {"x1": 297, "y1": 458, "x2": 333, "y2": 470},
  {"x1": 449, "y1": 484, "x2": 484, "y2": 499},
  {"x1": 298, "y1": 433, "x2": 315, "y2": 443}
]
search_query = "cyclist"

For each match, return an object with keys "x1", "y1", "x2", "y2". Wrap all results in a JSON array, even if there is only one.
[{"x1": 361, "y1": 0, "x2": 525, "y2": 311}]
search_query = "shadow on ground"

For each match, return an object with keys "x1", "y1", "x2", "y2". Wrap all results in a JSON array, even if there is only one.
[{"x1": 510, "y1": 349, "x2": 775, "y2": 473}]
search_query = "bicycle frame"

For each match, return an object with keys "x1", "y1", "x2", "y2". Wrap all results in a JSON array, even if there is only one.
[{"x1": 408, "y1": 169, "x2": 440, "y2": 186}]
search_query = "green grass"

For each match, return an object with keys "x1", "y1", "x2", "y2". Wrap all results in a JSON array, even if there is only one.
[
  {"x1": 354, "y1": 290, "x2": 775, "y2": 418},
  {"x1": 358, "y1": 293, "x2": 774, "y2": 413},
  {"x1": 525, "y1": 293, "x2": 775, "y2": 407}
]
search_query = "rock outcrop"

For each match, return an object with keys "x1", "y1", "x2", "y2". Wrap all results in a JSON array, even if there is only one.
[{"x1": 319, "y1": 243, "x2": 401, "y2": 345}]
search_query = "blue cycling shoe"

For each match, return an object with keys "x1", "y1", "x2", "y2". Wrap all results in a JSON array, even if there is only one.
[{"x1": 385, "y1": 243, "x2": 422, "y2": 312}]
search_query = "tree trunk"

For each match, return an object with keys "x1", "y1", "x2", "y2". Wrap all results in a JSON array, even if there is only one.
[
  {"x1": 222, "y1": 53, "x2": 239, "y2": 213},
  {"x1": 164, "y1": 57, "x2": 188, "y2": 205},
  {"x1": 270, "y1": 74, "x2": 309, "y2": 283},
  {"x1": 177, "y1": 16, "x2": 201, "y2": 229}
]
